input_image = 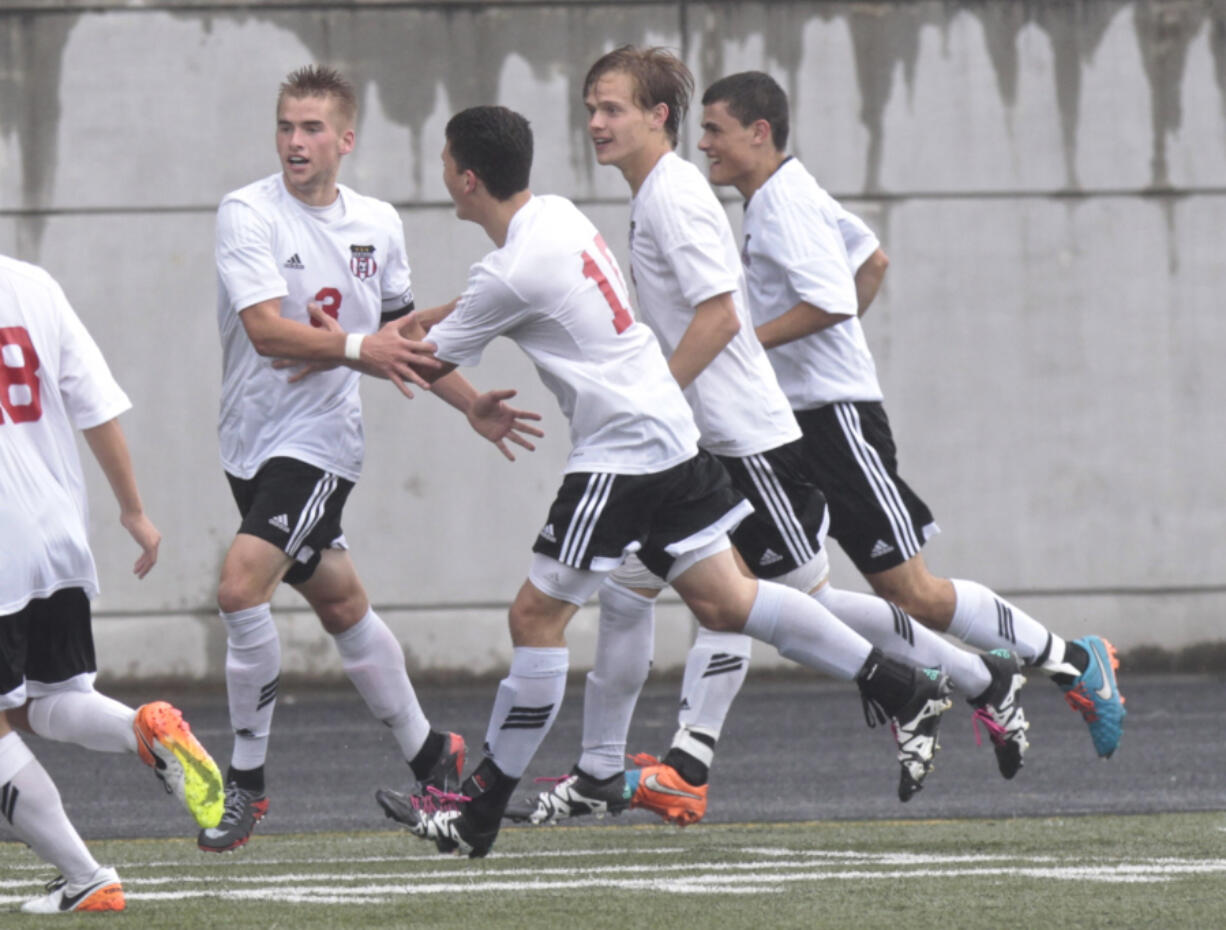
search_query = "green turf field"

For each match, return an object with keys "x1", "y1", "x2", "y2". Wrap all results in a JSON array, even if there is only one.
[{"x1": 3, "y1": 813, "x2": 1223, "y2": 928}]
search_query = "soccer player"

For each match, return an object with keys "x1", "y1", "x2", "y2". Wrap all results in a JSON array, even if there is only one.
[
  {"x1": 511, "y1": 47, "x2": 1029, "y2": 829},
  {"x1": 1, "y1": 254, "x2": 225, "y2": 912},
  {"x1": 206, "y1": 65, "x2": 537, "y2": 851},
  {"x1": 372, "y1": 104, "x2": 955, "y2": 860},
  {"x1": 694, "y1": 70, "x2": 1125, "y2": 757}
]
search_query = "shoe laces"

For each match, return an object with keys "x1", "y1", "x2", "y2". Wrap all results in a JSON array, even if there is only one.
[
  {"x1": 218, "y1": 784, "x2": 258, "y2": 826},
  {"x1": 43, "y1": 875, "x2": 67, "y2": 894},
  {"x1": 971, "y1": 707, "x2": 1008, "y2": 747},
  {"x1": 409, "y1": 785, "x2": 470, "y2": 814},
  {"x1": 627, "y1": 752, "x2": 659, "y2": 767}
]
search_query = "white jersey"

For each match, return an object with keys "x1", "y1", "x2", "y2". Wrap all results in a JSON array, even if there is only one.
[
  {"x1": 629, "y1": 152, "x2": 800, "y2": 457},
  {"x1": 742, "y1": 157, "x2": 883, "y2": 408},
  {"x1": 0, "y1": 256, "x2": 131, "y2": 613},
  {"x1": 215, "y1": 173, "x2": 414, "y2": 481},
  {"x1": 428, "y1": 194, "x2": 698, "y2": 475}
]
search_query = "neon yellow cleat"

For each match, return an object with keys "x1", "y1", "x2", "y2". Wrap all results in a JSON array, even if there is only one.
[{"x1": 134, "y1": 701, "x2": 225, "y2": 829}]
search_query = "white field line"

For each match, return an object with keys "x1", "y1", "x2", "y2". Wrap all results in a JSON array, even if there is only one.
[{"x1": 3, "y1": 851, "x2": 1226, "y2": 905}]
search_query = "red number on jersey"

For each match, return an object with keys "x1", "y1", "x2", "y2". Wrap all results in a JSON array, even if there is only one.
[
  {"x1": 581, "y1": 234, "x2": 633, "y2": 334},
  {"x1": 0, "y1": 326, "x2": 43, "y2": 424},
  {"x1": 309, "y1": 287, "x2": 342, "y2": 328}
]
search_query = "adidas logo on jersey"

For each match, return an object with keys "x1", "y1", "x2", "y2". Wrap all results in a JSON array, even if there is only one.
[
  {"x1": 539, "y1": 523, "x2": 557, "y2": 543},
  {"x1": 759, "y1": 548, "x2": 783, "y2": 566},
  {"x1": 268, "y1": 513, "x2": 291, "y2": 533},
  {"x1": 283, "y1": 254, "x2": 304, "y2": 270},
  {"x1": 870, "y1": 539, "x2": 895, "y2": 559}
]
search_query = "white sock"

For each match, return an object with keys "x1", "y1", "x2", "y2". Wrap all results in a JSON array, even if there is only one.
[
  {"x1": 677, "y1": 626, "x2": 751, "y2": 738},
  {"x1": 484, "y1": 647, "x2": 568, "y2": 779},
  {"x1": 741, "y1": 580, "x2": 873, "y2": 679},
  {"x1": 948, "y1": 579, "x2": 1050, "y2": 664},
  {"x1": 333, "y1": 608, "x2": 431, "y2": 762},
  {"x1": 26, "y1": 690, "x2": 138, "y2": 754},
  {"x1": 0, "y1": 732, "x2": 99, "y2": 884},
  {"x1": 222, "y1": 603, "x2": 281, "y2": 771},
  {"x1": 815, "y1": 585, "x2": 991, "y2": 696},
  {"x1": 579, "y1": 581, "x2": 655, "y2": 779}
]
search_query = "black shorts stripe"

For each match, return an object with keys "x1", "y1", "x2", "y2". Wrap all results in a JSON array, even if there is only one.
[
  {"x1": 833, "y1": 403, "x2": 921, "y2": 559},
  {"x1": 743, "y1": 453, "x2": 815, "y2": 567},
  {"x1": 287, "y1": 473, "x2": 337, "y2": 554},
  {"x1": 560, "y1": 473, "x2": 614, "y2": 567}
]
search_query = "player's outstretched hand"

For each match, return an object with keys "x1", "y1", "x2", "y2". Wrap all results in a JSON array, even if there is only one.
[
  {"x1": 120, "y1": 511, "x2": 161, "y2": 579},
  {"x1": 363, "y1": 315, "x2": 443, "y2": 398},
  {"x1": 467, "y1": 388, "x2": 545, "y2": 461}
]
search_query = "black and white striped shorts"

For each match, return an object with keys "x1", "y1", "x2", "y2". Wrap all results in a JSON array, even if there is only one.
[
  {"x1": 716, "y1": 439, "x2": 829, "y2": 579},
  {"x1": 531, "y1": 450, "x2": 748, "y2": 580},
  {"x1": 794, "y1": 401, "x2": 937, "y2": 574},
  {"x1": 226, "y1": 457, "x2": 355, "y2": 585}
]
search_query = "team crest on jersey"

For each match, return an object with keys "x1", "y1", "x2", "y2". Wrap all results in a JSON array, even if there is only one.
[{"x1": 349, "y1": 244, "x2": 378, "y2": 280}]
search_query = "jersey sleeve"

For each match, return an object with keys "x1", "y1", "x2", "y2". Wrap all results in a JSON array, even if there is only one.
[
  {"x1": 428, "y1": 263, "x2": 525, "y2": 368},
  {"x1": 771, "y1": 195, "x2": 859, "y2": 319},
  {"x1": 379, "y1": 204, "x2": 414, "y2": 311},
  {"x1": 653, "y1": 191, "x2": 739, "y2": 308},
  {"x1": 834, "y1": 202, "x2": 881, "y2": 272},
  {"x1": 215, "y1": 198, "x2": 289, "y2": 314},
  {"x1": 51, "y1": 279, "x2": 132, "y2": 430}
]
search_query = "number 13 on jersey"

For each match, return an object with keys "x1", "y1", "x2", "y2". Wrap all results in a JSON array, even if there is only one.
[{"x1": 581, "y1": 234, "x2": 633, "y2": 334}]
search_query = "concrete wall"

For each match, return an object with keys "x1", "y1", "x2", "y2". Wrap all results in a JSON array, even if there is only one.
[{"x1": 1, "y1": 1, "x2": 1223, "y2": 681}]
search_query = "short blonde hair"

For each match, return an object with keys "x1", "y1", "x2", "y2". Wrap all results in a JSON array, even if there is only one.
[
  {"x1": 277, "y1": 65, "x2": 358, "y2": 128},
  {"x1": 583, "y1": 46, "x2": 693, "y2": 146}
]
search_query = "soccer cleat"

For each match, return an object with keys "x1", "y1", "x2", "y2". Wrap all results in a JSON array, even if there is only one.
[
  {"x1": 21, "y1": 866, "x2": 125, "y2": 913},
  {"x1": 625, "y1": 753, "x2": 707, "y2": 826},
  {"x1": 197, "y1": 783, "x2": 269, "y2": 852},
  {"x1": 863, "y1": 669, "x2": 954, "y2": 802},
  {"x1": 421, "y1": 731, "x2": 466, "y2": 794},
  {"x1": 505, "y1": 767, "x2": 630, "y2": 824},
  {"x1": 377, "y1": 784, "x2": 470, "y2": 820},
  {"x1": 379, "y1": 791, "x2": 498, "y2": 859},
  {"x1": 1060, "y1": 635, "x2": 1126, "y2": 758},
  {"x1": 133, "y1": 701, "x2": 225, "y2": 829},
  {"x1": 970, "y1": 649, "x2": 1030, "y2": 779}
]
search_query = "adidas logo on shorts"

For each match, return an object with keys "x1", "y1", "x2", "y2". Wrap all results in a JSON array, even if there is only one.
[
  {"x1": 759, "y1": 548, "x2": 783, "y2": 566},
  {"x1": 268, "y1": 513, "x2": 291, "y2": 533},
  {"x1": 539, "y1": 523, "x2": 557, "y2": 543},
  {"x1": 870, "y1": 539, "x2": 895, "y2": 559}
]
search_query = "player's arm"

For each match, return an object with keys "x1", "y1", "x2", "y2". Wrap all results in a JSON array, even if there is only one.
[
  {"x1": 755, "y1": 299, "x2": 855, "y2": 350},
  {"x1": 82, "y1": 418, "x2": 160, "y2": 579},
  {"x1": 854, "y1": 248, "x2": 889, "y2": 317},
  {"x1": 398, "y1": 298, "x2": 460, "y2": 334},
  {"x1": 668, "y1": 292, "x2": 741, "y2": 390}
]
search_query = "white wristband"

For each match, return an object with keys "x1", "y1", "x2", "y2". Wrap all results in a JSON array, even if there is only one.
[{"x1": 344, "y1": 333, "x2": 365, "y2": 361}]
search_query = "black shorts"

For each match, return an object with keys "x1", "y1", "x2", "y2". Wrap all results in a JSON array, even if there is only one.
[
  {"x1": 717, "y1": 440, "x2": 828, "y2": 579},
  {"x1": 226, "y1": 457, "x2": 355, "y2": 585},
  {"x1": 0, "y1": 588, "x2": 96, "y2": 705},
  {"x1": 794, "y1": 401, "x2": 936, "y2": 574},
  {"x1": 532, "y1": 451, "x2": 749, "y2": 580}
]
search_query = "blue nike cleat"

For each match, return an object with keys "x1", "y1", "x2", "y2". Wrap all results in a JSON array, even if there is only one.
[{"x1": 1059, "y1": 635, "x2": 1126, "y2": 758}]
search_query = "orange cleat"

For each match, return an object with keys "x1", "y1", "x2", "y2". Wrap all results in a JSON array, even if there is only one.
[{"x1": 625, "y1": 753, "x2": 707, "y2": 826}]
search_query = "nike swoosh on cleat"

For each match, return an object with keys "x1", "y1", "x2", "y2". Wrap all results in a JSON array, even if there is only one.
[
  {"x1": 1095, "y1": 678, "x2": 1114, "y2": 701},
  {"x1": 59, "y1": 884, "x2": 104, "y2": 911},
  {"x1": 642, "y1": 773, "x2": 702, "y2": 800}
]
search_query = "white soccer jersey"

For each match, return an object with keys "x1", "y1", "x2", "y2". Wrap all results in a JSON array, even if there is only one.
[
  {"x1": 742, "y1": 157, "x2": 883, "y2": 408},
  {"x1": 215, "y1": 173, "x2": 414, "y2": 481},
  {"x1": 629, "y1": 152, "x2": 799, "y2": 457},
  {"x1": 428, "y1": 195, "x2": 698, "y2": 475},
  {"x1": 0, "y1": 256, "x2": 131, "y2": 614}
]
